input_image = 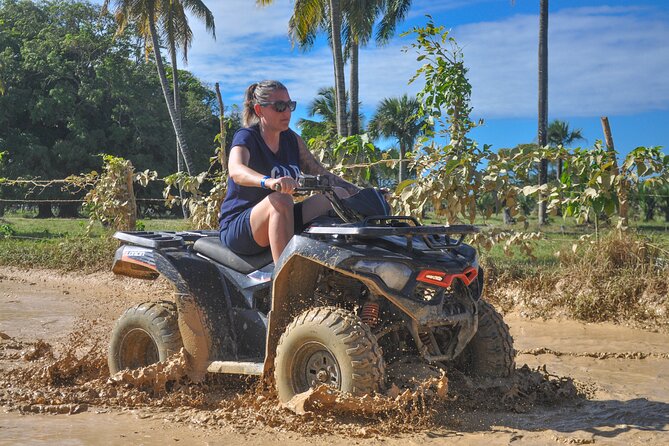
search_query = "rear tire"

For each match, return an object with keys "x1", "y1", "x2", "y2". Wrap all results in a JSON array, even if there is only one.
[
  {"x1": 108, "y1": 301, "x2": 183, "y2": 375},
  {"x1": 458, "y1": 300, "x2": 515, "y2": 378},
  {"x1": 274, "y1": 307, "x2": 384, "y2": 403}
]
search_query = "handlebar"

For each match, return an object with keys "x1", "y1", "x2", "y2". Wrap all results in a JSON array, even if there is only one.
[{"x1": 269, "y1": 174, "x2": 332, "y2": 194}]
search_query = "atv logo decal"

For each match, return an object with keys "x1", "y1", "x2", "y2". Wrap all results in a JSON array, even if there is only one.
[{"x1": 121, "y1": 246, "x2": 157, "y2": 270}]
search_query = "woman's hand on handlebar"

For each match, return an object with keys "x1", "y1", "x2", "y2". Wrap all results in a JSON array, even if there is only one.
[{"x1": 267, "y1": 176, "x2": 298, "y2": 194}]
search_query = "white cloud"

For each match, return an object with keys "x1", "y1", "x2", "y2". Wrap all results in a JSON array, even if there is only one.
[
  {"x1": 180, "y1": 2, "x2": 669, "y2": 121},
  {"x1": 458, "y1": 5, "x2": 669, "y2": 118}
]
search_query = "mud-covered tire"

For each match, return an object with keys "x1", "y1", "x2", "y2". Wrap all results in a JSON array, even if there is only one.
[
  {"x1": 108, "y1": 301, "x2": 183, "y2": 375},
  {"x1": 458, "y1": 300, "x2": 515, "y2": 378},
  {"x1": 274, "y1": 306, "x2": 385, "y2": 403}
]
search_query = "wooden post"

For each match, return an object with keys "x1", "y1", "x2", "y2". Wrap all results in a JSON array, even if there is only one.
[
  {"x1": 215, "y1": 82, "x2": 227, "y2": 175},
  {"x1": 125, "y1": 162, "x2": 137, "y2": 231},
  {"x1": 600, "y1": 116, "x2": 628, "y2": 230}
]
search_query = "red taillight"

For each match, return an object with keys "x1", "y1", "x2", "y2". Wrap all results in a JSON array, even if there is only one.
[{"x1": 417, "y1": 266, "x2": 478, "y2": 288}]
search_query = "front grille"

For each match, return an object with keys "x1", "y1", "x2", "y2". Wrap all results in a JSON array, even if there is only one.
[{"x1": 412, "y1": 283, "x2": 443, "y2": 303}]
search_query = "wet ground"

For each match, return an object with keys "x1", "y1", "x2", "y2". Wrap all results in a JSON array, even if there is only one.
[{"x1": 1, "y1": 266, "x2": 668, "y2": 445}]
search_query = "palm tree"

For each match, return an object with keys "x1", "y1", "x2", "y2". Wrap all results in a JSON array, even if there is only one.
[
  {"x1": 271, "y1": 0, "x2": 347, "y2": 137},
  {"x1": 344, "y1": 0, "x2": 412, "y2": 136},
  {"x1": 297, "y1": 86, "x2": 342, "y2": 141},
  {"x1": 368, "y1": 94, "x2": 427, "y2": 183},
  {"x1": 547, "y1": 119, "x2": 584, "y2": 181},
  {"x1": 263, "y1": 0, "x2": 412, "y2": 137},
  {"x1": 162, "y1": 0, "x2": 215, "y2": 173},
  {"x1": 537, "y1": 0, "x2": 549, "y2": 225},
  {"x1": 298, "y1": 86, "x2": 365, "y2": 149},
  {"x1": 102, "y1": 0, "x2": 215, "y2": 175}
]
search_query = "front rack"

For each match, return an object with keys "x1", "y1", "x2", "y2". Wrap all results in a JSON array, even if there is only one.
[{"x1": 304, "y1": 216, "x2": 478, "y2": 251}]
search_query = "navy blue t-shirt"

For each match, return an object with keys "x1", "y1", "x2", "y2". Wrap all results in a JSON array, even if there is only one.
[{"x1": 218, "y1": 125, "x2": 302, "y2": 230}]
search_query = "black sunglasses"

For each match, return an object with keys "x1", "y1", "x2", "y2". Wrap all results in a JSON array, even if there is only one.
[{"x1": 258, "y1": 100, "x2": 297, "y2": 112}]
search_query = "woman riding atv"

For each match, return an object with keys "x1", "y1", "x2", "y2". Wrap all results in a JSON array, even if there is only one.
[{"x1": 218, "y1": 80, "x2": 358, "y2": 264}]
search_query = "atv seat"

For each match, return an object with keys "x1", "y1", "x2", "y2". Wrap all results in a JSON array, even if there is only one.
[{"x1": 193, "y1": 236, "x2": 273, "y2": 274}]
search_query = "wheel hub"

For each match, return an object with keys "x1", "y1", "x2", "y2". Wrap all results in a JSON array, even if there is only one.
[
  {"x1": 316, "y1": 369, "x2": 330, "y2": 383},
  {"x1": 292, "y1": 342, "x2": 341, "y2": 392}
]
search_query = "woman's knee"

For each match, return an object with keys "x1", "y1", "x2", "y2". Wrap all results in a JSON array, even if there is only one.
[{"x1": 268, "y1": 193, "x2": 294, "y2": 215}]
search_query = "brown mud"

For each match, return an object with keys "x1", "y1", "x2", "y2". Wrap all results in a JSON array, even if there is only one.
[{"x1": 1, "y1": 266, "x2": 668, "y2": 445}]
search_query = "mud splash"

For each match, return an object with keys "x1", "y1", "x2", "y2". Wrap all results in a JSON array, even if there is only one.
[{"x1": 0, "y1": 325, "x2": 587, "y2": 439}]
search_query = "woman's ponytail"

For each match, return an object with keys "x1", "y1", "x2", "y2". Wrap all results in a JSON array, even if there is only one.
[{"x1": 242, "y1": 82, "x2": 259, "y2": 127}]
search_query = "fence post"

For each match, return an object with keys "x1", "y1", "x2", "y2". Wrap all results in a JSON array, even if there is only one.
[
  {"x1": 600, "y1": 117, "x2": 628, "y2": 230},
  {"x1": 125, "y1": 162, "x2": 137, "y2": 231}
]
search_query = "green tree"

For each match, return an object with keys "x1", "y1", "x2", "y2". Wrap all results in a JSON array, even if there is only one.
[
  {"x1": 268, "y1": 0, "x2": 347, "y2": 136},
  {"x1": 297, "y1": 86, "x2": 362, "y2": 144},
  {"x1": 548, "y1": 119, "x2": 584, "y2": 181},
  {"x1": 344, "y1": 0, "x2": 412, "y2": 135},
  {"x1": 368, "y1": 94, "x2": 427, "y2": 183},
  {"x1": 0, "y1": 0, "x2": 219, "y2": 216},
  {"x1": 102, "y1": 0, "x2": 215, "y2": 175},
  {"x1": 262, "y1": 0, "x2": 412, "y2": 137},
  {"x1": 297, "y1": 86, "x2": 340, "y2": 142},
  {"x1": 161, "y1": 0, "x2": 215, "y2": 173}
]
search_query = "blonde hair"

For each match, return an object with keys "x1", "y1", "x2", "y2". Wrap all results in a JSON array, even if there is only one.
[{"x1": 243, "y1": 80, "x2": 288, "y2": 127}]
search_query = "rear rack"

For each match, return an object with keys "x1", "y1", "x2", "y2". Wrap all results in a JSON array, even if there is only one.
[
  {"x1": 113, "y1": 230, "x2": 218, "y2": 249},
  {"x1": 304, "y1": 216, "x2": 478, "y2": 251}
]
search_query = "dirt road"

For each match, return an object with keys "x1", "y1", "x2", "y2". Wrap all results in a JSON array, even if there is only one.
[{"x1": 1, "y1": 266, "x2": 668, "y2": 445}]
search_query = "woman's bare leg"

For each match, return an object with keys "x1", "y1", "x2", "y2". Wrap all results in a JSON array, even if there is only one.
[
  {"x1": 300, "y1": 187, "x2": 352, "y2": 225},
  {"x1": 249, "y1": 193, "x2": 294, "y2": 264}
]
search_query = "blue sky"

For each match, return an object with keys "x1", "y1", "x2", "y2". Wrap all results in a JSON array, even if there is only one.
[{"x1": 178, "y1": 0, "x2": 669, "y2": 155}]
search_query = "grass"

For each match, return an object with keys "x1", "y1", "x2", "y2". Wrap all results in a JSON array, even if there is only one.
[{"x1": 0, "y1": 215, "x2": 190, "y2": 272}]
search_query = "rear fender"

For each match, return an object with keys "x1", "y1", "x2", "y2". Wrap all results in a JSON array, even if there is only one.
[
  {"x1": 112, "y1": 245, "x2": 160, "y2": 280},
  {"x1": 112, "y1": 245, "x2": 236, "y2": 381}
]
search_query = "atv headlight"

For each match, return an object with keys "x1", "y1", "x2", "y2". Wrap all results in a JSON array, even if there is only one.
[{"x1": 353, "y1": 260, "x2": 412, "y2": 291}]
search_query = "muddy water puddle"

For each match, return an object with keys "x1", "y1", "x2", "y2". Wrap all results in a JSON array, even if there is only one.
[
  {"x1": 0, "y1": 410, "x2": 210, "y2": 446},
  {"x1": 1, "y1": 268, "x2": 669, "y2": 445},
  {"x1": 0, "y1": 284, "x2": 77, "y2": 342}
]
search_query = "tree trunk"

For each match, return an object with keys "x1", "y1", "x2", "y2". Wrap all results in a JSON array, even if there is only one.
[
  {"x1": 537, "y1": 0, "x2": 549, "y2": 226},
  {"x1": 215, "y1": 82, "x2": 228, "y2": 175},
  {"x1": 36, "y1": 203, "x2": 54, "y2": 219},
  {"x1": 124, "y1": 164, "x2": 137, "y2": 231},
  {"x1": 348, "y1": 41, "x2": 359, "y2": 136},
  {"x1": 398, "y1": 144, "x2": 406, "y2": 184},
  {"x1": 57, "y1": 203, "x2": 79, "y2": 218},
  {"x1": 148, "y1": 16, "x2": 193, "y2": 175},
  {"x1": 601, "y1": 117, "x2": 627, "y2": 229},
  {"x1": 170, "y1": 42, "x2": 184, "y2": 174},
  {"x1": 502, "y1": 207, "x2": 515, "y2": 225},
  {"x1": 328, "y1": 0, "x2": 348, "y2": 138},
  {"x1": 169, "y1": 43, "x2": 190, "y2": 219},
  {"x1": 644, "y1": 198, "x2": 656, "y2": 221},
  {"x1": 664, "y1": 198, "x2": 669, "y2": 222}
]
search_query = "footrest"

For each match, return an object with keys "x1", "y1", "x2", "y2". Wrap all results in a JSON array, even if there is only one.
[{"x1": 207, "y1": 360, "x2": 263, "y2": 375}]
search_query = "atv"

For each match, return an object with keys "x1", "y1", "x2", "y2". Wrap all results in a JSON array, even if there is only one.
[{"x1": 108, "y1": 175, "x2": 514, "y2": 402}]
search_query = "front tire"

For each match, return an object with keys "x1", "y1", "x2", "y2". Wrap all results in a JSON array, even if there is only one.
[
  {"x1": 108, "y1": 301, "x2": 183, "y2": 375},
  {"x1": 274, "y1": 307, "x2": 384, "y2": 403},
  {"x1": 457, "y1": 300, "x2": 515, "y2": 378}
]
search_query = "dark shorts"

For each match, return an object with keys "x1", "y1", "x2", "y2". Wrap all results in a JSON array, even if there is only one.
[{"x1": 220, "y1": 202, "x2": 305, "y2": 256}]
